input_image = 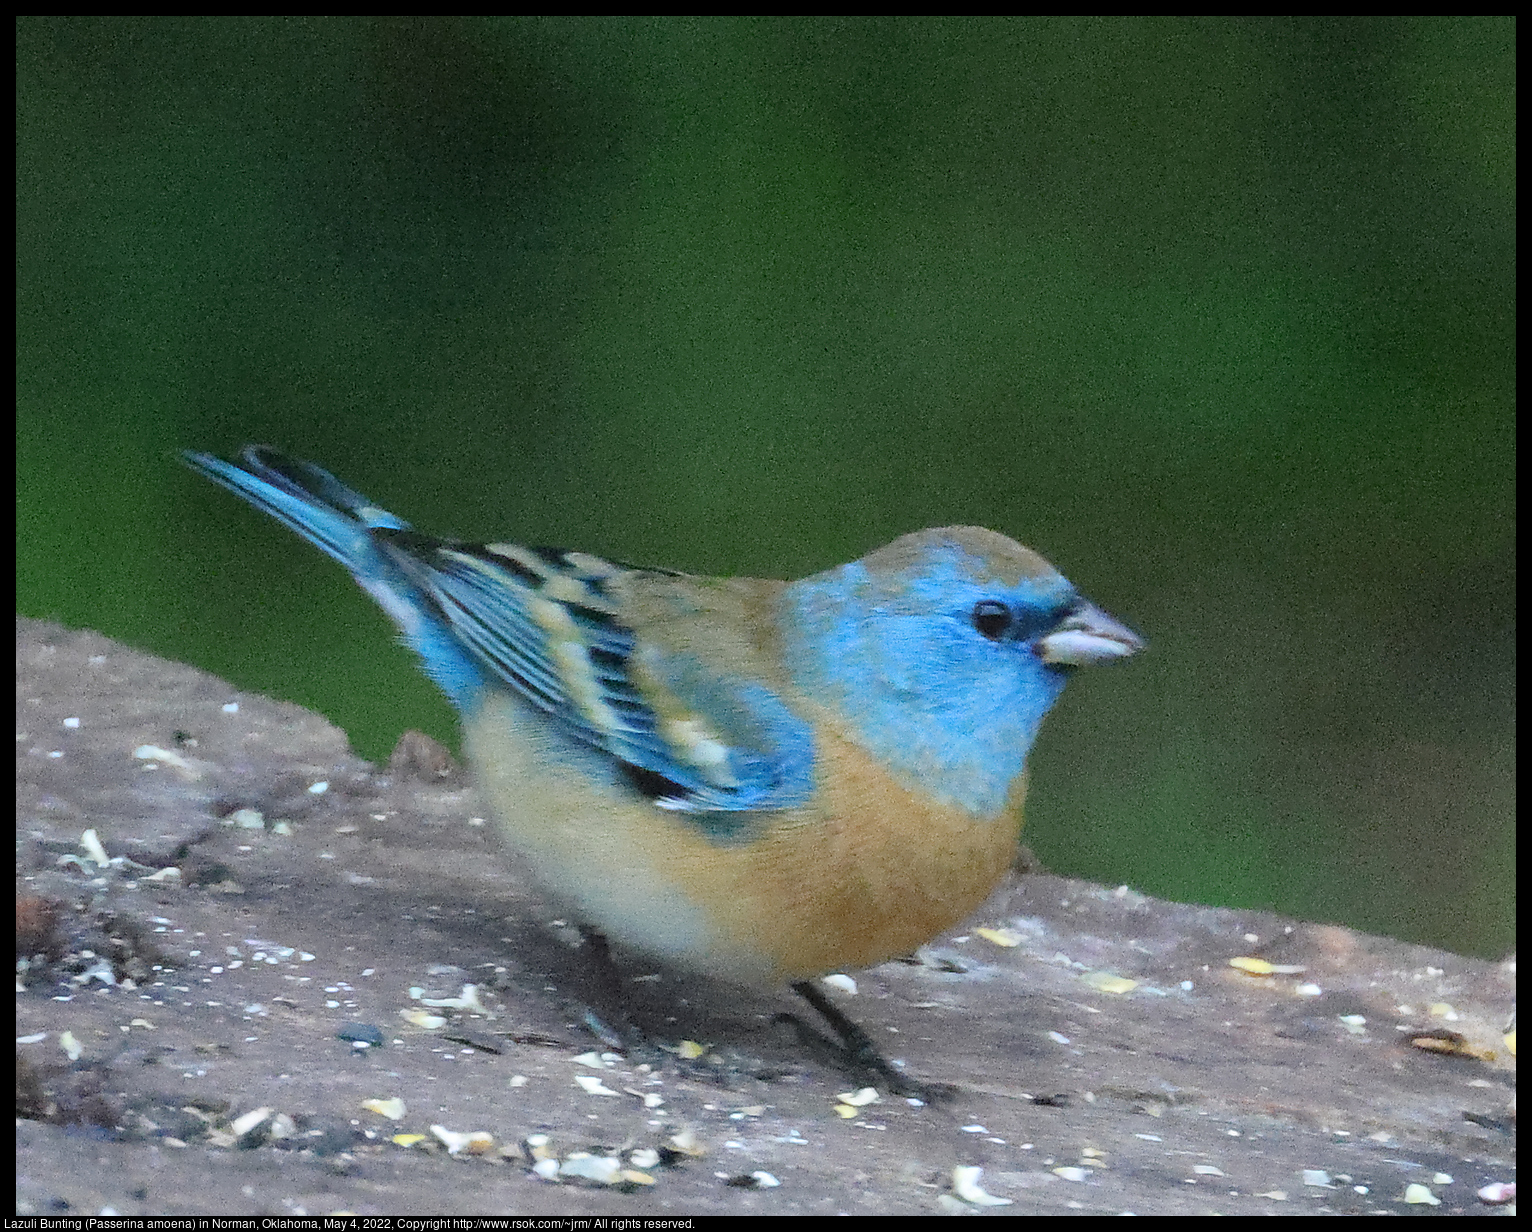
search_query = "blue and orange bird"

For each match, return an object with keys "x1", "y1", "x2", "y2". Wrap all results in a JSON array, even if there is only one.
[{"x1": 184, "y1": 447, "x2": 1142, "y2": 1085}]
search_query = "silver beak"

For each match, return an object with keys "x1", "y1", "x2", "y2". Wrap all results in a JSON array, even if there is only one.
[{"x1": 1038, "y1": 602, "x2": 1144, "y2": 667}]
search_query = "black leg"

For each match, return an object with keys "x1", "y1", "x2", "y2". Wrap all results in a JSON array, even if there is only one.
[
  {"x1": 571, "y1": 926, "x2": 648, "y2": 1050},
  {"x1": 574, "y1": 928, "x2": 796, "y2": 1084},
  {"x1": 784, "y1": 980, "x2": 942, "y2": 1099},
  {"x1": 574, "y1": 930, "x2": 940, "y2": 1095}
]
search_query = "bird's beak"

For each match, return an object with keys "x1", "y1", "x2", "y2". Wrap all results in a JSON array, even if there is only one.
[{"x1": 1038, "y1": 602, "x2": 1144, "y2": 667}]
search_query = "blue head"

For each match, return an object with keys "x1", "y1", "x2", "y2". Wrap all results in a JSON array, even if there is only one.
[{"x1": 781, "y1": 527, "x2": 1140, "y2": 816}]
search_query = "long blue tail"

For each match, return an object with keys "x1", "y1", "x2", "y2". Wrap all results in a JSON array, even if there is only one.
[{"x1": 182, "y1": 447, "x2": 487, "y2": 709}]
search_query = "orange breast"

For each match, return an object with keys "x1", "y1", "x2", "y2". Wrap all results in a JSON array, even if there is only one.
[
  {"x1": 468, "y1": 691, "x2": 1024, "y2": 986},
  {"x1": 666, "y1": 719, "x2": 1025, "y2": 981}
]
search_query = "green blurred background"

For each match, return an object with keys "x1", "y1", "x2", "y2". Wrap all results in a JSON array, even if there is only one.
[{"x1": 18, "y1": 17, "x2": 1513, "y2": 959}]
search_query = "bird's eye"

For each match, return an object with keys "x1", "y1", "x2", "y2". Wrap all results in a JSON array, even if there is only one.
[{"x1": 970, "y1": 599, "x2": 1012, "y2": 640}]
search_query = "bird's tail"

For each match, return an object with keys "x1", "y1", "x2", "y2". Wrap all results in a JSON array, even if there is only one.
[{"x1": 182, "y1": 446, "x2": 486, "y2": 708}]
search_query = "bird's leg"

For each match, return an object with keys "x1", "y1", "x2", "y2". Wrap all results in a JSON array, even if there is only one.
[
  {"x1": 782, "y1": 980, "x2": 945, "y2": 1100},
  {"x1": 569, "y1": 925, "x2": 651, "y2": 1052},
  {"x1": 572, "y1": 928, "x2": 799, "y2": 1086},
  {"x1": 573, "y1": 928, "x2": 937, "y2": 1095}
]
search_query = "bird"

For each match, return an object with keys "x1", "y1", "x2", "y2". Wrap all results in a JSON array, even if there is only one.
[{"x1": 183, "y1": 446, "x2": 1142, "y2": 1088}]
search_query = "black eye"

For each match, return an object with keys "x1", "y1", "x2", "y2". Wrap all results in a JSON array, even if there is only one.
[{"x1": 971, "y1": 599, "x2": 1012, "y2": 640}]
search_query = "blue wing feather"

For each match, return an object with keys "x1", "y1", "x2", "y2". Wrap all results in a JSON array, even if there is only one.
[{"x1": 183, "y1": 447, "x2": 813, "y2": 814}]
